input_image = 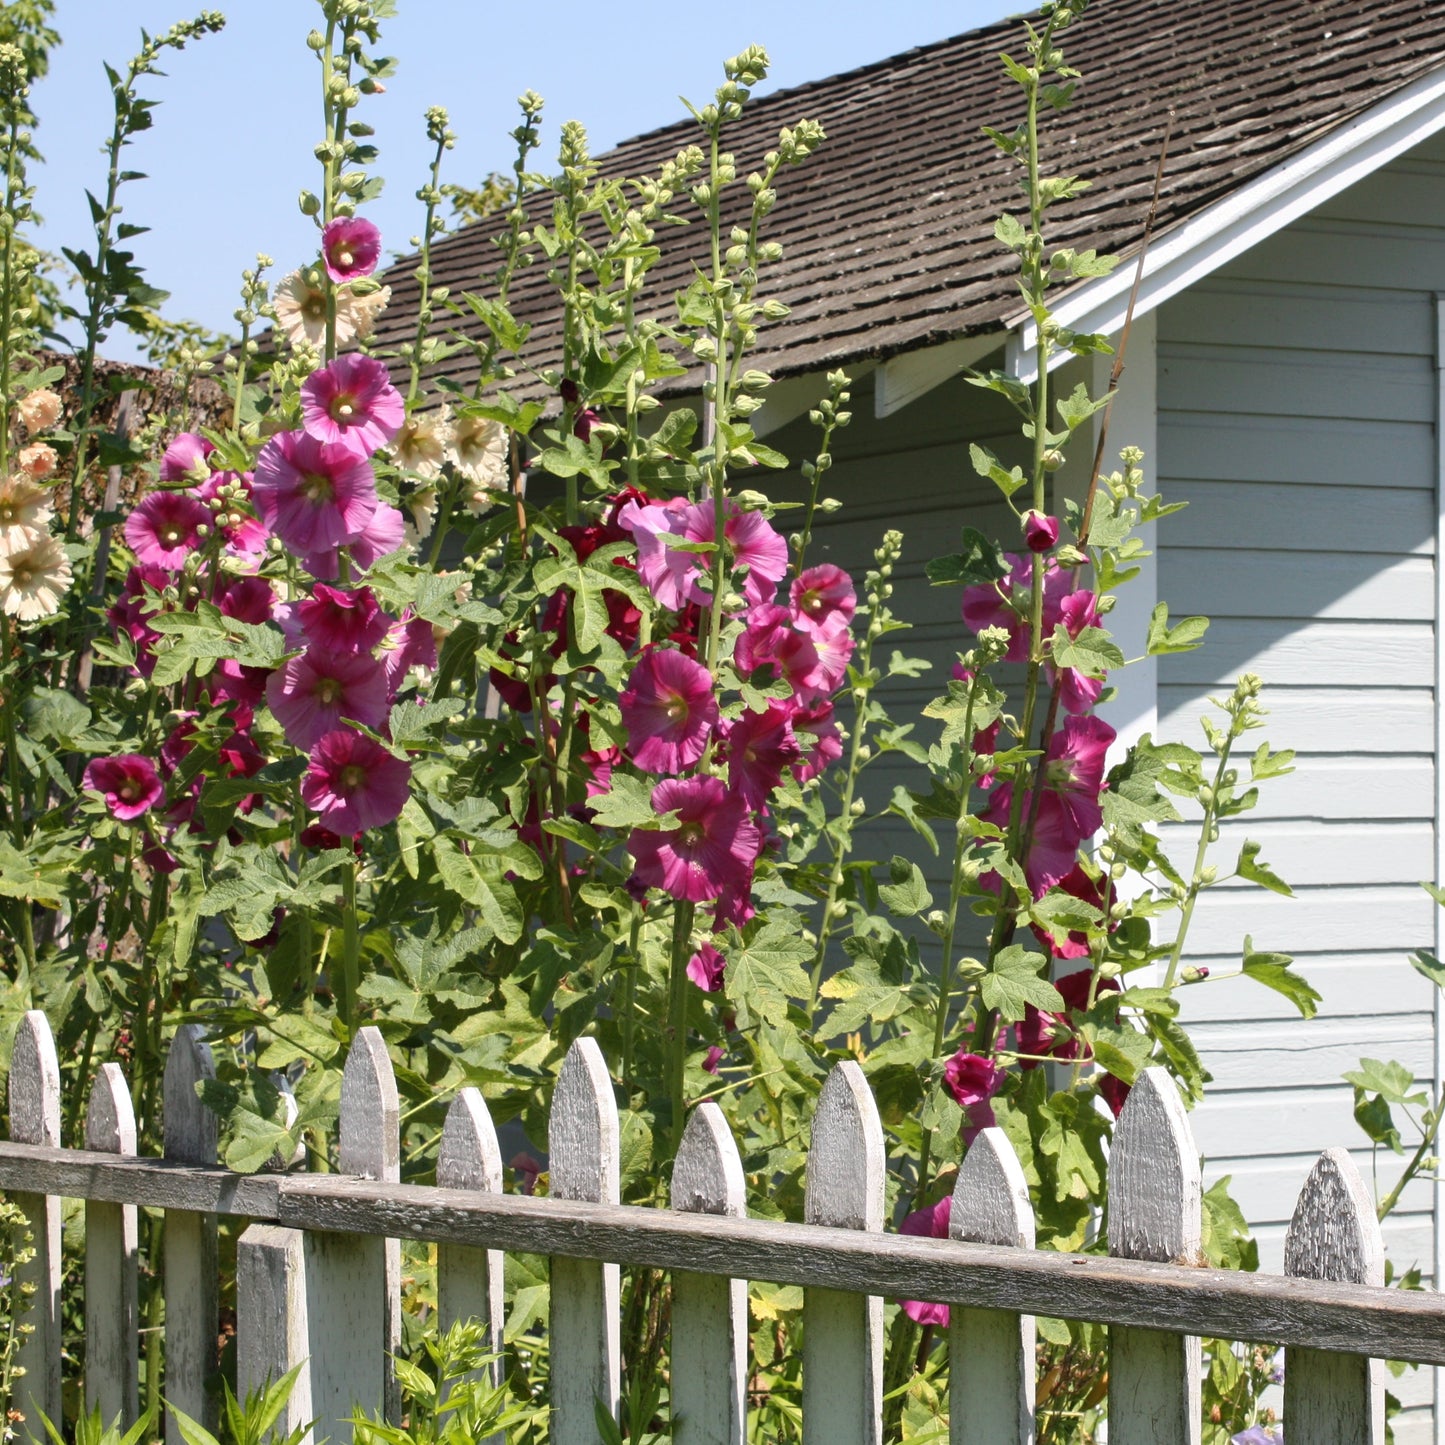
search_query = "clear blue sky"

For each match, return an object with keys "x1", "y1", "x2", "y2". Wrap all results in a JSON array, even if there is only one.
[{"x1": 32, "y1": 1, "x2": 1021, "y2": 363}]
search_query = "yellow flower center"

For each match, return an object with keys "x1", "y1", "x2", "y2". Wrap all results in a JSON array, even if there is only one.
[
  {"x1": 339, "y1": 763, "x2": 367, "y2": 790},
  {"x1": 336, "y1": 246, "x2": 354, "y2": 269},
  {"x1": 300, "y1": 471, "x2": 334, "y2": 504},
  {"x1": 678, "y1": 821, "x2": 704, "y2": 847},
  {"x1": 316, "y1": 677, "x2": 342, "y2": 705},
  {"x1": 302, "y1": 294, "x2": 326, "y2": 320},
  {"x1": 665, "y1": 695, "x2": 687, "y2": 722},
  {"x1": 331, "y1": 391, "x2": 358, "y2": 421}
]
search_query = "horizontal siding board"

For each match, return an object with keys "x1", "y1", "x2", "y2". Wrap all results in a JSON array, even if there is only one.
[
  {"x1": 1189, "y1": 1087, "x2": 1428, "y2": 1162},
  {"x1": 1201, "y1": 1151, "x2": 1432, "y2": 1230},
  {"x1": 1176, "y1": 883, "x2": 1433, "y2": 957},
  {"x1": 1222, "y1": 220, "x2": 1445, "y2": 294},
  {"x1": 1158, "y1": 619, "x2": 1433, "y2": 687},
  {"x1": 1189, "y1": 1019, "x2": 1433, "y2": 1094},
  {"x1": 1314, "y1": 164, "x2": 1445, "y2": 232},
  {"x1": 1173, "y1": 953, "x2": 1435, "y2": 1025},
  {"x1": 1153, "y1": 820, "x2": 1435, "y2": 888}
]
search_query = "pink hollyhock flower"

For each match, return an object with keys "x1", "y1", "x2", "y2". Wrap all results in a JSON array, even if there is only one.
[
  {"x1": 703, "y1": 1044, "x2": 725, "y2": 1074},
  {"x1": 791, "y1": 699, "x2": 843, "y2": 782},
  {"x1": 581, "y1": 743, "x2": 621, "y2": 797},
  {"x1": 320, "y1": 215, "x2": 382, "y2": 283},
  {"x1": 123, "y1": 491, "x2": 210, "y2": 569},
  {"x1": 726, "y1": 704, "x2": 801, "y2": 808},
  {"x1": 510, "y1": 1152, "x2": 544, "y2": 1195},
  {"x1": 790, "y1": 563, "x2": 856, "y2": 635},
  {"x1": 380, "y1": 613, "x2": 437, "y2": 694},
  {"x1": 1099, "y1": 1073, "x2": 1131, "y2": 1118},
  {"x1": 108, "y1": 565, "x2": 171, "y2": 674},
  {"x1": 297, "y1": 584, "x2": 390, "y2": 654},
  {"x1": 343, "y1": 502, "x2": 407, "y2": 574},
  {"x1": 159, "y1": 432, "x2": 214, "y2": 484},
  {"x1": 208, "y1": 660, "x2": 269, "y2": 709},
  {"x1": 1051, "y1": 589, "x2": 1105, "y2": 715},
  {"x1": 899, "y1": 1197, "x2": 952, "y2": 1326},
  {"x1": 265, "y1": 648, "x2": 390, "y2": 751},
  {"x1": 1044, "y1": 714, "x2": 1117, "y2": 839},
  {"x1": 961, "y1": 554, "x2": 1070, "y2": 662},
  {"x1": 616, "y1": 497, "x2": 698, "y2": 610},
  {"x1": 981, "y1": 784, "x2": 1083, "y2": 894},
  {"x1": 687, "y1": 942, "x2": 726, "y2": 992},
  {"x1": 83, "y1": 754, "x2": 163, "y2": 821},
  {"x1": 944, "y1": 1050, "x2": 1005, "y2": 1145},
  {"x1": 217, "y1": 575, "x2": 275, "y2": 626},
  {"x1": 1023, "y1": 510, "x2": 1060, "y2": 553},
  {"x1": 619, "y1": 648, "x2": 718, "y2": 774},
  {"x1": 800, "y1": 616, "x2": 854, "y2": 699},
  {"x1": 707, "y1": 501, "x2": 789, "y2": 607},
  {"x1": 300, "y1": 354, "x2": 405, "y2": 460},
  {"x1": 1031, "y1": 864, "x2": 1112, "y2": 960},
  {"x1": 735, "y1": 604, "x2": 798, "y2": 680},
  {"x1": 196, "y1": 472, "x2": 268, "y2": 559},
  {"x1": 300, "y1": 727, "x2": 411, "y2": 834},
  {"x1": 253, "y1": 431, "x2": 378, "y2": 554},
  {"x1": 627, "y1": 776, "x2": 760, "y2": 903}
]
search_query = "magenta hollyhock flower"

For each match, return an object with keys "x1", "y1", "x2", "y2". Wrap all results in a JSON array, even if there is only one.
[
  {"x1": 617, "y1": 497, "x2": 699, "y2": 610},
  {"x1": 1023, "y1": 510, "x2": 1060, "y2": 553},
  {"x1": 297, "y1": 584, "x2": 390, "y2": 654},
  {"x1": 714, "y1": 501, "x2": 789, "y2": 607},
  {"x1": 981, "y1": 783, "x2": 1083, "y2": 895},
  {"x1": 1051, "y1": 589, "x2": 1105, "y2": 715},
  {"x1": 790, "y1": 699, "x2": 843, "y2": 783},
  {"x1": 687, "y1": 942, "x2": 726, "y2": 992},
  {"x1": 108, "y1": 565, "x2": 171, "y2": 674},
  {"x1": 217, "y1": 575, "x2": 275, "y2": 626},
  {"x1": 944, "y1": 1049, "x2": 1005, "y2": 1146},
  {"x1": 196, "y1": 472, "x2": 268, "y2": 559},
  {"x1": 208, "y1": 659, "x2": 269, "y2": 709},
  {"x1": 799, "y1": 616, "x2": 853, "y2": 699},
  {"x1": 734, "y1": 604, "x2": 796, "y2": 680},
  {"x1": 380, "y1": 613, "x2": 438, "y2": 694},
  {"x1": 300, "y1": 727, "x2": 411, "y2": 834},
  {"x1": 619, "y1": 648, "x2": 718, "y2": 774},
  {"x1": 703, "y1": 1044, "x2": 725, "y2": 1074},
  {"x1": 899, "y1": 1196, "x2": 952, "y2": 1326},
  {"x1": 790, "y1": 563, "x2": 856, "y2": 635},
  {"x1": 265, "y1": 648, "x2": 390, "y2": 751},
  {"x1": 320, "y1": 216, "x2": 382, "y2": 283},
  {"x1": 727, "y1": 704, "x2": 801, "y2": 808},
  {"x1": 300, "y1": 354, "x2": 405, "y2": 460},
  {"x1": 627, "y1": 776, "x2": 760, "y2": 902},
  {"x1": 1031, "y1": 863, "x2": 1112, "y2": 960},
  {"x1": 961, "y1": 554, "x2": 1071, "y2": 662},
  {"x1": 1044, "y1": 714, "x2": 1117, "y2": 838},
  {"x1": 123, "y1": 490, "x2": 210, "y2": 569},
  {"x1": 159, "y1": 432, "x2": 214, "y2": 484},
  {"x1": 253, "y1": 431, "x2": 378, "y2": 554},
  {"x1": 83, "y1": 754, "x2": 164, "y2": 821}
]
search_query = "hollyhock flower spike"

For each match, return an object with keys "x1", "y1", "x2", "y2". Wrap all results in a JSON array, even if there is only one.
[
  {"x1": 83, "y1": 754, "x2": 164, "y2": 821},
  {"x1": 944, "y1": 1049, "x2": 1006, "y2": 1145},
  {"x1": 790, "y1": 563, "x2": 856, "y2": 635},
  {"x1": 320, "y1": 215, "x2": 382, "y2": 283},
  {"x1": 301, "y1": 354, "x2": 405, "y2": 460},
  {"x1": 124, "y1": 491, "x2": 210, "y2": 569},
  {"x1": 266, "y1": 649, "x2": 390, "y2": 752},
  {"x1": 252, "y1": 430, "x2": 378, "y2": 554},
  {"x1": 899, "y1": 1197, "x2": 952, "y2": 1326},
  {"x1": 300, "y1": 727, "x2": 411, "y2": 834},
  {"x1": 627, "y1": 775, "x2": 760, "y2": 903},
  {"x1": 620, "y1": 647, "x2": 719, "y2": 774}
]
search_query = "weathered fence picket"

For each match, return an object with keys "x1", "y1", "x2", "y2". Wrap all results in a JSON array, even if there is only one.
[
  {"x1": 1107, "y1": 1067, "x2": 1202, "y2": 1445},
  {"x1": 84, "y1": 1061, "x2": 140, "y2": 1427},
  {"x1": 548, "y1": 1036, "x2": 621, "y2": 1444},
  {"x1": 802, "y1": 1060, "x2": 885, "y2": 1445},
  {"x1": 670, "y1": 1101, "x2": 748, "y2": 1445},
  {"x1": 163, "y1": 1024, "x2": 220, "y2": 1441},
  {"x1": 949, "y1": 1126, "x2": 1036, "y2": 1445},
  {"x1": 237, "y1": 1224, "x2": 314, "y2": 1441},
  {"x1": 1283, "y1": 1147, "x2": 1386, "y2": 1444},
  {"x1": 8, "y1": 1010, "x2": 62, "y2": 1444}
]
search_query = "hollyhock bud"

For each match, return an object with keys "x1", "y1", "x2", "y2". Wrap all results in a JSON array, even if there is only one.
[{"x1": 1023, "y1": 510, "x2": 1060, "y2": 553}]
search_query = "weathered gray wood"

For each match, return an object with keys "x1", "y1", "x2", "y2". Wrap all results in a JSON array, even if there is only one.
[
  {"x1": 1107, "y1": 1067, "x2": 1201, "y2": 1445},
  {"x1": 7, "y1": 1010, "x2": 62, "y2": 1442},
  {"x1": 1284, "y1": 1148, "x2": 1385, "y2": 1444},
  {"x1": 671, "y1": 1103, "x2": 748, "y2": 1445},
  {"x1": 435, "y1": 1087, "x2": 504, "y2": 1426},
  {"x1": 305, "y1": 1027, "x2": 400, "y2": 1440},
  {"x1": 237, "y1": 1224, "x2": 313, "y2": 1443},
  {"x1": 802, "y1": 1061, "x2": 884, "y2": 1445},
  {"x1": 949, "y1": 1128, "x2": 1035, "y2": 1445},
  {"x1": 163, "y1": 1025, "x2": 220, "y2": 1441},
  {"x1": 84, "y1": 1062, "x2": 139, "y2": 1427},
  {"x1": 549, "y1": 1037, "x2": 621, "y2": 1444}
]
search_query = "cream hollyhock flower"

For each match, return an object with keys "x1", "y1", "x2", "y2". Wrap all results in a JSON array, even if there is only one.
[
  {"x1": 390, "y1": 407, "x2": 451, "y2": 479},
  {"x1": 448, "y1": 412, "x2": 509, "y2": 515},
  {"x1": 0, "y1": 475, "x2": 53, "y2": 550},
  {"x1": 403, "y1": 485, "x2": 438, "y2": 544},
  {"x1": 350, "y1": 284, "x2": 391, "y2": 340},
  {"x1": 0, "y1": 533, "x2": 71, "y2": 621},
  {"x1": 18, "y1": 441, "x2": 57, "y2": 482},
  {"x1": 273, "y1": 273, "x2": 388, "y2": 350},
  {"x1": 15, "y1": 388, "x2": 61, "y2": 435}
]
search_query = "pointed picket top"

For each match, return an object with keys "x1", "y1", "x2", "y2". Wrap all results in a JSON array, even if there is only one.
[
  {"x1": 438, "y1": 1088, "x2": 503, "y2": 1193},
  {"x1": 9, "y1": 1009, "x2": 60, "y2": 1146},
  {"x1": 673, "y1": 1103, "x2": 746, "y2": 1218},
  {"x1": 550, "y1": 1037, "x2": 619, "y2": 1205},
  {"x1": 950, "y1": 1127, "x2": 1035, "y2": 1249},
  {"x1": 805, "y1": 1060, "x2": 884, "y2": 1230},
  {"x1": 86, "y1": 1063, "x2": 137, "y2": 1155},
  {"x1": 1285, "y1": 1147, "x2": 1384, "y2": 1286},
  {"x1": 1109, "y1": 1066, "x2": 1201, "y2": 1263},
  {"x1": 164, "y1": 1025, "x2": 218, "y2": 1165},
  {"x1": 339, "y1": 1026, "x2": 400, "y2": 1182}
]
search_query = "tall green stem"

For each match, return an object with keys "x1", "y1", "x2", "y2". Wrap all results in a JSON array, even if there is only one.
[
  {"x1": 340, "y1": 857, "x2": 360, "y2": 1034},
  {"x1": 1162, "y1": 735, "x2": 1236, "y2": 989},
  {"x1": 0, "y1": 108, "x2": 21, "y2": 475},
  {"x1": 667, "y1": 901, "x2": 696, "y2": 1154}
]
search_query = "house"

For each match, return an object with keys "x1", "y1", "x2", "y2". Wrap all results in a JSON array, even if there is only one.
[{"x1": 370, "y1": 1, "x2": 1445, "y2": 1435}]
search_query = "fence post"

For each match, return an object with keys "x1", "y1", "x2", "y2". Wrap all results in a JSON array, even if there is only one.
[
  {"x1": 85, "y1": 1061, "x2": 140, "y2": 1428},
  {"x1": 671, "y1": 1102, "x2": 748, "y2": 1445},
  {"x1": 237, "y1": 1224, "x2": 314, "y2": 1443},
  {"x1": 305, "y1": 1026, "x2": 400, "y2": 1439},
  {"x1": 1284, "y1": 1147, "x2": 1385, "y2": 1443},
  {"x1": 548, "y1": 1036, "x2": 620, "y2": 1444},
  {"x1": 802, "y1": 1060, "x2": 884, "y2": 1445},
  {"x1": 8, "y1": 1010, "x2": 62, "y2": 1443},
  {"x1": 949, "y1": 1127, "x2": 1036, "y2": 1445},
  {"x1": 436, "y1": 1086, "x2": 505, "y2": 1423},
  {"x1": 163, "y1": 1025, "x2": 220, "y2": 1441},
  {"x1": 1107, "y1": 1066, "x2": 1201, "y2": 1445}
]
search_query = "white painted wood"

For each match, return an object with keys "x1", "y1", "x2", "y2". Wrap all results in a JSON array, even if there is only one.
[
  {"x1": 548, "y1": 1037, "x2": 621, "y2": 1443},
  {"x1": 875, "y1": 335, "x2": 1000, "y2": 418},
  {"x1": 802, "y1": 1061, "x2": 884, "y2": 1445},
  {"x1": 304, "y1": 1027, "x2": 400, "y2": 1439},
  {"x1": 237, "y1": 1224, "x2": 313, "y2": 1443},
  {"x1": 753, "y1": 361, "x2": 877, "y2": 438},
  {"x1": 948, "y1": 1128, "x2": 1035, "y2": 1445},
  {"x1": 1107, "y1": 1068, "x2": 1201, "y2": 1445},
  {"x1": 435, "y1": 1087, "x2": 505, "y2": 1424},
  {"x1": 671, "y1": 1103, "x2": 748, "y2": 1445},
  {"x1": 84, "y1": 1061, "x2": 139, "y2": 1427},
  {"x1": 1007, "y1": 63, "x2": 1445, "y2": 379},
  {"x1": 163, "y1": 1025, "x2": 220, "y2": 1441},
  {"x1": 1434, "y1": 289, "x2": 1445, "y2": 1445},
  {"x1": 1284, "y1": 1149, "x2": 1386, "y2": 1443},
  {"x1": 7, "y1": 1010, "x2": 61, "y2": 1442}
]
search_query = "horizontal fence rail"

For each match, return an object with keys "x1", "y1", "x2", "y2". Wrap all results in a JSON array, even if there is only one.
[{"x1": 0, "y1": 1010, "x2": 1430, "y2": 1445}]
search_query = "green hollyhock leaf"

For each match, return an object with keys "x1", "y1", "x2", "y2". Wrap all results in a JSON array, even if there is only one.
[
  {"x1": 1342, "y1": 1057, "x2": 1426, "y2": 1106},
  {"x1": 979, "y1": 945, "x2": 1063, "y2": 1022},
  {"x1": 925, "y1": 526, "x2": 1010, "y2": 587},
  {"x1": 1410, "y1": 948, "x2": 1445, "y2": 990},
  {"x1": 1050, "y1": 625, "x2": 1124, "y2": 676},
  {"x1": 589, "y1": 774, "x2": 664, "y2": 831},
  {"x1": 1240, "y1": 937, "x2": 1320, "y2": 1018},
  {"x1": 725, "y1": 915, "x2": 812, "y2": 1029},
  {"x1": 1235, "y1": 840, "x2": 1293, "y2": 897},
  {"x1": 1146, "y1": 601, "x2": 1209, "y2": 656},
  {"x1": 877, "y1": 855, "x2": 931, "y2": 918}
]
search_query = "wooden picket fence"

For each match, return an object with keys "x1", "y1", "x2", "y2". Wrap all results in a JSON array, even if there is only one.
[{"x1": 2, "y1": 1010, "x2": 1444, "y2": 1445}]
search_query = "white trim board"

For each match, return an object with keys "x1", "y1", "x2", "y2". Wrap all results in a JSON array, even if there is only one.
[
  {"x1": 1432, "y1": 293, "x2": 1445, "y2": 1445},
  {"x1": 1006, "y1": 63, "x2": 1445, "y2": 385}
]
